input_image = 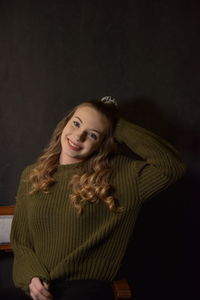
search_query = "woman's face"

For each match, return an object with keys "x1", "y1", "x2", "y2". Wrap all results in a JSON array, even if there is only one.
[{"x1": 59, "y1": 105, "x2": 110, "y2": 164}]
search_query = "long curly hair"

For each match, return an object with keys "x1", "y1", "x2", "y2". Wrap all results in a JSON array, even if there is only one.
[{"x1": 29, "y1": 99, "x2": 123, "y2": 214}]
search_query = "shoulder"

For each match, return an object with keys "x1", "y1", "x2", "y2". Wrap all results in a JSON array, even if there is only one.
[
  {"x1": 110, "y1": 153, "x2": 147, "y2": 175},
  {"x1": 20, "y1": 163, "x2": 36, "y2": 180},
  {"x1": 110, "y1": 154, "x2": 136, "y2": 169}
]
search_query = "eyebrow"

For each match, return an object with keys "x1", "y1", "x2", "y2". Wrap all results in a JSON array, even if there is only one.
[{"x1": 74, "y1": 116, "x2": 102, "y2": 134}]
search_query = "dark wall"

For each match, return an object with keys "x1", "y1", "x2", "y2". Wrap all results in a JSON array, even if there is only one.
[{"x1": 0, "y1": 1, "x2": 199, "y2": 299}]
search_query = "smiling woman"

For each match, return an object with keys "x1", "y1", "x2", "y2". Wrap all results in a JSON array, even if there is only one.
[
  {"x1": 28, "y1": 99, "x2": 120, "y2": 216},
  {"x1": 6, "y1": 96, "x2": 186, "y2": 300},
  {"x1": 59, "y1": 105, "x2": 110, "y2": 164}
]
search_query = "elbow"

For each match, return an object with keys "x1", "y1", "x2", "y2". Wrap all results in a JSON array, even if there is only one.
[
  {"x1": 166, "y1": 160, "x2": 187, "y2": 184},
  {"x1": 180, "y1": 161, "x2": 187, "y2": 177},
  {"x1": 176, "y1": 159, "x2": 187, "y2": 179}
]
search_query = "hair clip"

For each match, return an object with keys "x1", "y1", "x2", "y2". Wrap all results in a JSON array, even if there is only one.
[{"x1": 100, "y1": 96, "x2": 118, "y2": 107}]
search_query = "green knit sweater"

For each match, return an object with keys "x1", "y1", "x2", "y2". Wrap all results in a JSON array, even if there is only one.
[{"x1": 10, "y1": 119, "x2": 186, "y2": 292}]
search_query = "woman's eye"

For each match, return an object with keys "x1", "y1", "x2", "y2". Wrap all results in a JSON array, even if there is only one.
[
  {"x1": 89, "y1": 132, "x2": 98, "y2": 140},
  {"x1": 73, "y1": 121, "x2": 80, "y2": 127}
]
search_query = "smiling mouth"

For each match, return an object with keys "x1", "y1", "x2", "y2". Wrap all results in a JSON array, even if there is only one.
[{"x1": 68, "y1": 139, "x2": 82, "y2": 151}]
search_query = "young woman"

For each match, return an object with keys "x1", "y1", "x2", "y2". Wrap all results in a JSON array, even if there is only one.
[{"x1": 8, "y1": 97, "x2": 186, "y2": 300}]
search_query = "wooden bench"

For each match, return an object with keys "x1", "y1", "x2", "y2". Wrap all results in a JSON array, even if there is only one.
[{"x1": 0, "y1": 205, "x2": 15, "y2": 251}]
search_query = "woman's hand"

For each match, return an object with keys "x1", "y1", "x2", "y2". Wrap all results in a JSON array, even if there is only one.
[{"x1": 29, "y1": 277, "x2": 53, "y2": 300}]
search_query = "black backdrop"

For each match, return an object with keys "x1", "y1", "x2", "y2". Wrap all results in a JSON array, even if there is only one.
[{"x1": 0, "y1": 1, "x2": 199, "y2": 299}]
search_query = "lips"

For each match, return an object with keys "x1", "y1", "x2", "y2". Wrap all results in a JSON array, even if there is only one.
[{"x1": 67, "y1": 139, "x2": 82, "y2": 151}]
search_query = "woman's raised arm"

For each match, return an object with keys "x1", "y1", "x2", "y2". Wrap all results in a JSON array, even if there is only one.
[{"x1": 114, "y1": 118, "x2": 186, "y2": 202}]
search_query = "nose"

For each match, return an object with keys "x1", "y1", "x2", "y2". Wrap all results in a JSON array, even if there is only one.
[{"x1": 75, "y1": 130, "x2": 87, "y2": 142}]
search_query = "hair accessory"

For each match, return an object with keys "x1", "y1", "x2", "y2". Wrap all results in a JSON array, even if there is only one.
[{"x1": 100, "y1": 96, "x2": 118, "y2": 107}]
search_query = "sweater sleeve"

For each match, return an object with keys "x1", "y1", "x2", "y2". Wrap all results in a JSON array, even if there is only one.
[
  {"x1": 114, "y1": 118, "x2": 186, "y2": 202},
  {"x1": 10, "y1": 167, "x2": 50, "y2": 293}
]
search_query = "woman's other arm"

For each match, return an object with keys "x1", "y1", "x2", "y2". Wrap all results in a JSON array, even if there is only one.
[{"x1": 10, "y1": 167, "x2": 51, "y2": 294}]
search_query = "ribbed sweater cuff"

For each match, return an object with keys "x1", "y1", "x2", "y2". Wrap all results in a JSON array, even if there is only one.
[{"x1": 13, "y1": 249, "x2": 50, "y2": 292}]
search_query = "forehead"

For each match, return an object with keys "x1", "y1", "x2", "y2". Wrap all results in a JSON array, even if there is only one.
[{"x1": 72, "y1": 104, "x2": 109, "y2": 132}]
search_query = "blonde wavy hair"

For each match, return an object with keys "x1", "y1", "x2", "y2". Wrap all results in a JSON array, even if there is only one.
[{"x1": 29, "y1": 99, "x2": 123, "y2": 214}]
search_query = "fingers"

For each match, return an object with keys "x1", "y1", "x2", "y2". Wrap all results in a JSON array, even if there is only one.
[
  {"x1": 30, "y1": 286, "x2": 51, "y2": 300},
  {"x1": 43, "y1": 282, "x2": 49, "y2": 290},
  {"x1": 29, "y1": 277, "x2": 53, "y2": 300}
]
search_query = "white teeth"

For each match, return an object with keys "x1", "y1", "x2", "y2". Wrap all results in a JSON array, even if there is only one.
[{"x1": 68, "y1": 139, "x2": 81, "y2": 150}]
